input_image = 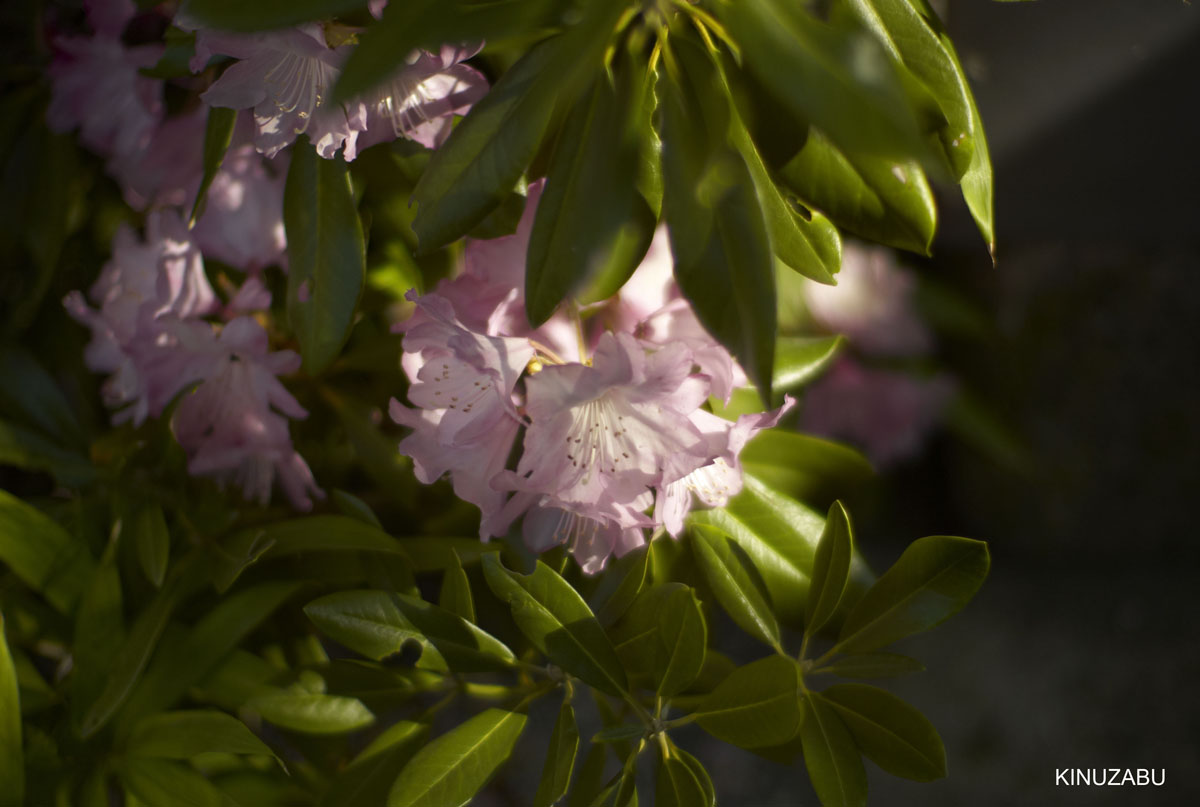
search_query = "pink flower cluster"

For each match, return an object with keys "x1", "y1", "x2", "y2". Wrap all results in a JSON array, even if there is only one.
[
  {"x1": 391, "y1": 186, "x2": 793, "y2": 573},
  {"x1": 65, "y1": 211, "x2": 322, "y2": 509}
]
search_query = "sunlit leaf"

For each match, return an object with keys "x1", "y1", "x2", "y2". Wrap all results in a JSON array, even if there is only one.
[
  {"x1": 800, "y1": 692, "x2": 868, "y2": 807},
  {"x1": 773, "y1": 335, "x2": 844, "y2": 393},
  {"x1": 249, "y1": 691, "x2": 374, "y2": 734},
  {"x1": 740, "y1": 432, "x2": 874, "y2": 508},
  {"x1": 655, "y1": 741, "x2": 714, "y2": 807},
  {"x1": 823, "y1": 683, "x2": 946, "y2": 781},
  {"x1": 690, "y1": 524, "x2": 780, "y2": 651},
  {"x1": 695, "y1": 655, "x2": 803, "y2": 749},
  {"x1": 806, "y1": 501, "x2": 854, "y2": 636},
  {"x1": 0, "y1": 612, "x2": 23, "y2": 807}
]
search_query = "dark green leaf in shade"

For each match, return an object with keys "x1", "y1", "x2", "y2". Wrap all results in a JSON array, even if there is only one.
[
  {"x1": 248, "y1": 690, "x2": 374, "y2": 734},
  {"x1": 822, "y1": 683, "x2": 947, "y2": 781},
  {"x1": 0, "y1": 489, "x2": 93, "y2": 614},
  {"x1": 837, "y1": 535, "x2": 989, "y2": 653},
  {"x1": 0, "y1": 419, "x2": 96, "y2": 487},
  {"x1": 320, "y1": 720, "x2": 428, "y2": 807},
  {"x1": 120, "y1": 758, "x2": 224, "y2": 807},
  {"x1": 592, "y1": 724, "x2": 646, "y2": 745},
  {"x1": 126, "y1": 710, "x2": 274, "y2": 760},
  {"x1": 740, "y1": 431, "x2": 874, "y2": 508},
  {"x1": 800, "y1": 692, "x2": 868, "y2": 807},
  {"x1": 284, "y1": 138, "x2": 366, "y2": 374},
  {"x1": 594, "y1": 544, "x2": 650, "y2": 626},
  {"x1": 189, "y1": 106, "x2": 236, "y2": 225},
  {"x1": 304, "y1": 590, "x2": 514, "y2": 672},
  {"x1": 690, "y1": 524, "x2": 781, "y2": 651},
  {"x1": 387, "y1": 708, "x2": 527, "y2": 807},
  {"x1": 466, "y1": 186, "x2": 529, "y2": 240},
  {"x1": 482, "y1": 554, "x2": 627, "y2": 696},
  {"x1": 590, "y1": 752, "x2": 638, "y2": 807},
  {"x1": 117, "y1": 582, "x2": 303, "y2": 730},
  {"x1": 0, "y1": 612, "x2": 23, "y2": 807},
  {"x1": 813, "y1": 652, "x2": 924, "y2": 679},
  {"x1": 525, "y1": 61, "x2": 654, "y2": 324},
  {"x1": 534, "y1": 699, "x2": 580, "y2": 807},
  {"x1": 140, "y1": 27, "x2": 196, "y2": 79},
  {"x1": 0, "y1": 346, "x2": 87, "y2": 449},
  {"x1": 774, "y1": 335, "x2": 844, "y2": 394},
  {"x1": 440, "y1": 549, "x2": 475, "y2": 623},
  {"x1": 806, "y1": 502, "x2": 854, "y2": 636},
  {"x1": 331, "y1": 489, "x2": 383, "y2": 527},
  {"x1": 179, "y1": 0, "x2": 367, "y2": 32},
  {"x1": 719, "y1": 0, "x2": 932, "y2": 163},
  {"x1": 131, "y1": 502, "x2": 170, "y2": 589},
  {"x1": 779, "y1": 129, "x2": 936, "y2": 255},
  {"x1": 694, "y1": 655, "x2": 803, "y2": 749},
  {"x1": 656, "y1": 585, "x2": 707, "y2": 697},
  {"x1": 566, "y1": 745, "x2": 609, "y2": 807},
  {"x1": 655, "y1": 740, "x2": 714, "y2": 807},
  {"x1": 661, "y1": 42, "x2": 776, "y2": 401},
  {"x1": 70, "y1": 541, "x2": 124, "y2": 729}
]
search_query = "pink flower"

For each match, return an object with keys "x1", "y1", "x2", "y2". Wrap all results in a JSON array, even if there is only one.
[
  {"x1": 193, "y1": 25, "x2": 366, "y2": 160},
  {"x1": 801, "y1": 358, "x2": 954, "y2": 467},
  {"x1": 171, "y1": 317, "x2": 322, "y2": 509},
  {"x1": 357, "y1": 45, "x2": 488, "y2": 151},
  {"x1": 192, "y1": 144, "x2": 288, "y2": 271},
  {"x1": 522, "y1": 499, "x2": 651, "y2": 575},
  {"x1": 47, "y1": 33, "x2": 162, "y2": 159},
  {"x1": 803, "y1": 242, "x2": 931, "y2": 357},
  {"x1": 107, "y1": 109, "x2": 206, "y2": 210}
]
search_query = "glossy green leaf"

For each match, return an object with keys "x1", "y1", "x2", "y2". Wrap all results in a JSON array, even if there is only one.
[
  {"x1": 779, "y1": 129, "x2": 936, "y2": 255},
  {"x1": 127, "y1": 710, "x2": 274, "y2": 760},
  {"x1": 179, "y1": 0, "x2": 367, "y2": 31},
  {"x1": 0, "y1": 612, "x2": 22, "y2": 807},
  {"x1": 822, "y1": 683, "x2": 946, "y2": 780},
  {"x1": 740, "y1": 431, "x2": 874, "y2": 507},
  {"x1": 534, "y1": 699, "x2": 579, "y2": 807},
  {"x1": 120, "y1": 758, "x2": 224, "y2": 807},
  {"x1": 656, "y1": 742, "x2": 713, "y2": 807},
  {"x1": 958, "y1": 65, "x2": 995, "y2": 253},
  {"x1": 526, "y1": 65, "x2": 653, "y2": 324},
  {"x1": 391, "y1": 592, "x2": 516, "y2": 672},
  {"x1": 119, "y1": 582, "x2": 303, "y2": 729},
  {"x1": 720, "y1": 0, "x2": 931, "y2": 163},
  {"x1": 0, "y1": 489, "x2": 93, "y2": 614},
  {"x1": 813, "y1": 652, "x2": 924, "y2": 679},
  {"x1": 691, "y1": 524, "x2": 781, "y2": 651},
  {"x1": 695, "y1": 655, "x2": 803, "y2": 749},
  {"x1": 566, "y1": 745, "x2": 608, "y2": 807},
  {"x1": 284, "y1": 138, "x2": 366, "y2": 374},
  {"x1": 661, "y1": 43, "x2": 776, "y2": 401},
  {"x1": 131, "y1": 502, "x2": 170, "y2": 588},
  {"x1": 688, "y1": 476, "x2": 823, "y2": 623},
  {"x1": 656, "y1": 585, "x2": 707, "y2": 697},
  {"x1": 592, "y1": 724, "x2": 645, "y2": 744},
  {"x1": 482, "y1": 554, "x2": 627, "y2": 696},
  {"x1": 321, "y1": 720, "x2": 428, "y2": 807},
  {"x1": 595, "y1": 544, "x2": 650, "y2": 626},
  {"x1": 387, "y1": 708, "x2": 527, "y2": 807},
  {"x1": 188, "y1": 106, "x2": 236, "y2": 225},
  {"x1": 838, "y1": 535, "x2": 989, "y2": 653},
  {"x1": 800, "y1": 692, "x2": 868, "y2": 807},
  {"x1": 249, "y1": 691, "x2": 374, "y2": 734},
  {"x1": 439, "y1": 549, "x2": 474, "y2": 623},
  {"x1": 0, "y1": 346, "x2": 86, "y2": 449},
  {"x1": 774, "y1": 335, "x2": 844, "y2": 393},
  {"x1": 806, "y1": 502, "x2": 854, "y2": 636},
  {"x1": 591, "y1": 753, "x2": 638, "y2": 807}
]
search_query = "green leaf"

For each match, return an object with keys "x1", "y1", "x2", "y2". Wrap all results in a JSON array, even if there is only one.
[
  {"x1": 740, "y1": 432, "x2": 874, "y2": 507},
  {"x1": 189, "y1": 106, "x2": 237, "y2": 225},
  {"x1": 592, "y1": 724, "x2": 645, "y2": 745},
  {"x1": 331, "y1": 489, "x2": 383, "y2": 527},
  {"x1": 656, "y1": 742, "x2": 713, "y2": 807},
  {"x1": 591, "y1": 753, "x2": 638, "y2": 807},
  {"x1": 249, "y1": 691, "x2": 374, "y2": 734},
  {"x1": 694, "y1": 655, "x2": 803, "y2": 749},
  {"x1": 482, "y1": 554, "x2": 627, "y2": 696},
  {"x1": 800, "y1": 692, "x2": 868, "y2": 807},
  {"x1": 0, "y1": 346, "x2": 86, "y2": 449},
  {"x1": 594, "y1": 544, "x2": 650, "y2": 626},
  {"x1": 439, "y1": 549, "x2": 475, "y2": 623},
  {"x1": 320, "y1": 720, "x2": 428, "y2": 807},
  {"x1": 387, "y1": 708, "x2": 527, "y2": 807},
  {"x1": 688, "y1": 476, "x2": 823, "y2": 623},
  {"x1": 690, "y1": 524, "x2": 780, "y2": 651},
  {"x1": 566, "y1": 745, "x2": 608, "y2": 807},
  {"x1": 120, "y1": 758, "x2": 224, "y2": 807},
  {"x1": 179, "y1": 0, "x2": 367, "y2": 31},
  {"x1": 822, "y1": 683, "x2": 946, "y2": 781},
  {"x1": 534, "y1": 699, "x2": 579, "y2": 807},
  {"x1": 131, "y1": 502, "x2": 170, "y2": 588},
  {"x1": 719, "y1": 0, "x2": 932, "y2": 163},
  {"x1": 661, "y1": 43, "x2": 777, "y2": 401},
  {"x1": 806, "y1": 502, "x2": 854, "y2": 636},
  {"x1": 774, "y1": 335, "x2": 844, "y2": 393},
  {"x1": 656, "y1": 585, "x2": 707, "y2": 697},
  {"x1": 813, "y1": 652, "x2": 924, "y2": 679},
  {"x1": 837, "y1": 535, "x2": 989, "y2": 653},
  {"x1": 0, "y1": 489, "x2": 93, "y2": 614},
  {"x1": 284, "y1": 138, "x2": 366, "y2": 374},
  {"x1": 71, "y1": 541, "x2": 124, "y2": 729},
  {"x1": 0, "y1": 419, "x2": 95, "y2": 487},
  {"x1": 0, "y1": 613, "x2": 23, "y2": 807},
  {"x1": 779, "y1": 129, "x2": 936, "y2": 255},
  {"x1": 525, "y1": 66, "x2": 653, "y2": 324},
  {"x1": 127, "y1": 710, "x2": 274, "y2": 760}
]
